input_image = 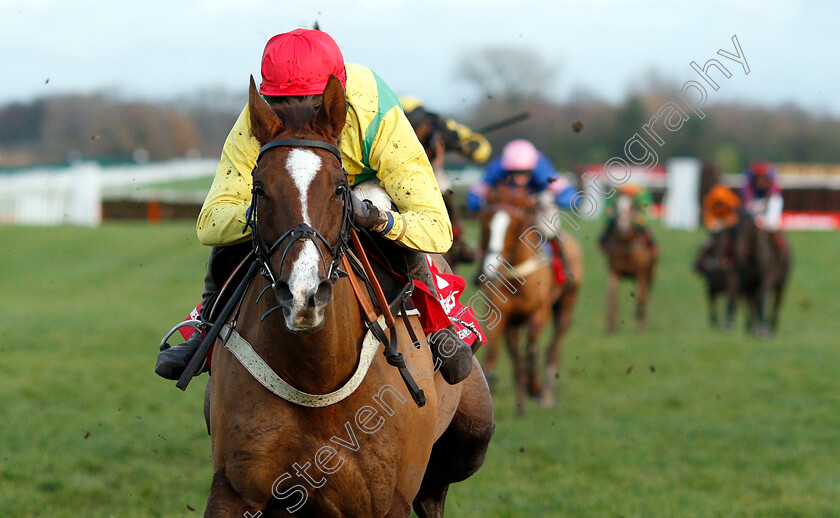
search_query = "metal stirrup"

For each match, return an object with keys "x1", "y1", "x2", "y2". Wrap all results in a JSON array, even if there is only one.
[{"x1": 159, "y1": 319, "x2": 204, "y2": 352}]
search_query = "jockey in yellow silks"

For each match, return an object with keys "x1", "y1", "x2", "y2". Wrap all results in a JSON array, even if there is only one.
[
  {"x1": 399, "y1": 96, "x2": 492, "y2": 166},
  {"x1": 399, "y1": 96, "x2": 492, "y2": 264},
  {"x1": 156, "y1": 28, "x2": 475, "y2": 385},
  {"x1": 199, "y1": 71, "x2": 451, "y2": 252}
]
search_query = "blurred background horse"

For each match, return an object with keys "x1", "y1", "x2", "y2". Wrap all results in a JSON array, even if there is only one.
[
  {"x1": 600, "y1": 189, "x2": 658, "y2": 333},
  {"x1": 696, "y1": 226, "x2": 739, "y2": 328},
  {"x1": 731, "y1": 210, "x2": 790, "y2": 336},
  {"x1": 477, "y1": 184, "x2": 581, "y2": 414}
]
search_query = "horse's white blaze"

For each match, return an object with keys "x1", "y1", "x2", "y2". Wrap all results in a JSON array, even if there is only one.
[
  {"x1": 617, "y1": 194, "x2": 632, "y2": 233},
  {"x1": 286, "y1": 148, "x2": 322, "y2": 225},
  {"x1": 483, "y1": 211, "x2": 511, "y2": 275},
  {"x1": 288, "y1": 240, "x2": 321, "y2": 308},
  {"x1": 285, "y1": 148, "x2": 323, "y2": 310}
]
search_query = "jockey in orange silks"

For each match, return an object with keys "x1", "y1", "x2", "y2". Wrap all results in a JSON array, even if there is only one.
[{"x1": 694, "y1": 183, "x2": 741, "y2": 273}]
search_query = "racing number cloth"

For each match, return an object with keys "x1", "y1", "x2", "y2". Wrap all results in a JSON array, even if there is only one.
[{"x1": 411, "y1": 255, "x2": 486, "y2": 348}]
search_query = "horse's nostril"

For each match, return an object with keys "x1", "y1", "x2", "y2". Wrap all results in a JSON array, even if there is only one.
[
  {"x1": 310, "y1": 280, "x2": 333, "y2": 308},
  {"x1": 274, "y1": 280, "x2": 294, "y2": 307}
]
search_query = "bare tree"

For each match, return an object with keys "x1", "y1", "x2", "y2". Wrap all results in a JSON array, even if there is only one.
[{"x1": 454, "y1": 46, "x2": 556, "y2": 106}]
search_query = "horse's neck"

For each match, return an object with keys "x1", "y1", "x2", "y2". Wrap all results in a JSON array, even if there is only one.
[
  {"x1": 244, "y1": 279, "x2": 364, "y2": 395},
  {"x1": 505, "y1": 218, "x2": 543, "y2": 266},
  {"x1": 512, "y1": 237, "x2": 540, "y2": 265},
  {"x1": 611, "y1": 225, "x2": 638, "y2": 246}
]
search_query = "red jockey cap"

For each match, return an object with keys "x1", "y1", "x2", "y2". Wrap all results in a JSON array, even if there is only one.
[
  {"x1": 259, "y1": 29, "x2": 347, "y2": 97},
  {"x1": 749, "y1": 161, "x2": 773, "y2": 176}
]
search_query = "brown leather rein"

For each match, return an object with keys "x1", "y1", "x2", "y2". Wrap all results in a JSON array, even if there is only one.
[
  {"x1": 342, "y1": 228, "x2": 426, "y2": 407},
  {"x1": 177, "y1": 138, "x2": 427, "y2": 407}
]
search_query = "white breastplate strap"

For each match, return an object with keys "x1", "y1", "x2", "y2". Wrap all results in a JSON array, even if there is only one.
[
  {"x1": 221, "y1": 309, "x2": 419, "y2": 408},
  {"x1": 506, "y1": 257, "x2": 547, "y2": 279}
]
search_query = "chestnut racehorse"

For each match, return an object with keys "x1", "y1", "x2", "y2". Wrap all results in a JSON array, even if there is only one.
[
  {"x1": 203, "y1": 76, "x2": 493, "y2": 517},
  {"x1": 477, "y1": 184, "x2": 582, "y2": 414},
  {"x1": 600, "y1": 193, "x2": 658, "y2": 333}
]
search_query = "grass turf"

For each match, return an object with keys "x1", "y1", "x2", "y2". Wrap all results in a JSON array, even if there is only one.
[{"x1": 0, "y1": 221, "x2": 838, "y2": 517}]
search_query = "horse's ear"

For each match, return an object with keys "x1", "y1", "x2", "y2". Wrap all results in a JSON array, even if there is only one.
[
  {"x1": 315, "y1": 75, "x2": 346, "y2": 141},
  {"x1": 248, "y1": 75, "x2": 282, "y2": 144}
]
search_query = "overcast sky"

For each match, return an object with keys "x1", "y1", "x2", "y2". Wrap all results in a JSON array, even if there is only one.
[{"x1": 1, "y1": 0, "x2": 838, "y2": 116}]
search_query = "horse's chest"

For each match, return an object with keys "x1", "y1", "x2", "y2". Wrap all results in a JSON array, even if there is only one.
[
  {"x1": 609, "y1": 243, "x2": 648, "y2": 274},
  {"x1": 217, "y1": 375, "x2": 433, "y2": 516},
  {"x1": 223, "y1": 424, "x2": 404, "y2": 516}
]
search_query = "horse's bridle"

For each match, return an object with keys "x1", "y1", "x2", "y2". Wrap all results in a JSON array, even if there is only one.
[
  {"x1": 246, "y1": 138, "x2": 353, "y2": 317},
  {"x1": 218, "y1": 137, "x2": 428, "y2": 407}
]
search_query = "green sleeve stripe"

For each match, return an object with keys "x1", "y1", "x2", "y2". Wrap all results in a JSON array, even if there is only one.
[
  {"x1": 353, "y1": 169, "x2": 378, "y2": 185},
  {"x1": 360, "y1": 71, "x2": 402, "y2": 179}
]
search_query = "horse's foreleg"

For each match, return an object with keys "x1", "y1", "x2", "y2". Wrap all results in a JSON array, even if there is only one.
[
  {"x1": 756, "y1": 277, "x2": 775, "y2": 337},
  {"x1": 412, "y1": 485, "x2": 448, "y2": 518},
  {"x1": 725, "y1": 273, "x2": 738, "y2": 330},
  {"x1": 773, "y1": 245, "x2": 791, "y2": 333},
  {"x1": 606, "y1": 271, "x2": 619, "y2": 334},
  {"x1": 385, "y1": 490, "x2": 413, "y2": 518},
  {"x1": 413, "y1": 358, "x2": 494, "y2": 518},
  {"x1": 541, "y1": 289, "x2": 576, "y2": 407},
  {"x1": 504, "y1": 325, "x2": 527, "y2": 416},
  {"x1": 770, "y1": 280, "x2": 787, "y2": 333},
  {"x1": 707, "y1": 285, "x2": 718, "y2": 328},
  {"x1": 744, "y1": 293, "x2": 758, "y2": 334},
  {"x1": 205, "y1": 471, "x2": 259, "y2": 518},
  {"x1": 636, "y1": 274, "x2": 650, "y2": 333},
  {"x1": 524, "y1": 317, "x2": 544, "y2": 398}
]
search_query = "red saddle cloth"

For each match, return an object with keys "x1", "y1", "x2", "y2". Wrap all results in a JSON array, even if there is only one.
[
  {"x1": 551, "y1": 256, "x2": 567, "y2": 285},
  {"x1": 412, "y1": 255, "x2": 486, "y2": 348},
  {"x1": 179, "y1": 305, "x2": 203, "y2": 341}
]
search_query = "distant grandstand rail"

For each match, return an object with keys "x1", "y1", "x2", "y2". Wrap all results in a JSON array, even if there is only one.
[{"x1": 3, "y1": 160, "x2": 840, "y2": 228}]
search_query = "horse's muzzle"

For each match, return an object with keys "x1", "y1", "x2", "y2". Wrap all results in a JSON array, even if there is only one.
[{"x1": 274, "y1": 279, "x2": 333, "y2": 333}]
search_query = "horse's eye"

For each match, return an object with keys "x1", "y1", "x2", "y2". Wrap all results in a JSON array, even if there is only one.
[
  {"x1": 335, "y1": 184, "x2": 348, "y2": 198},
  {"x1": 252, "y1": 184, "x2": 265, "y2": 197}
]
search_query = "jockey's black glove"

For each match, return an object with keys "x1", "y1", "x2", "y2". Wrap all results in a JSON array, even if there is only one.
[{"x1": 350, "y1": 192, "x2": 389, "y2": 234}]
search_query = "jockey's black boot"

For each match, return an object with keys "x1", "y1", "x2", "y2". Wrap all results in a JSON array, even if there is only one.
[
  {"x1": 155, "y1": 330, "x2": 203, "y2": 380},
  {"x1": 427, "y1": 326, "x2": 474, "y2": 384},
  {"x1": 155, "y1": 245, "x2": 234, "y2": 381},
  {"x1": 405, "y1": 251, "x2": 473, "y2": 385},
  {"x1": 155, "y1": 261, "x2": 217, "y2": 380}
]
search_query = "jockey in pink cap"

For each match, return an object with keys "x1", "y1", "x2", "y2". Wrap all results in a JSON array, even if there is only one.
[{"x1": 467, "y1": 139, "x2": 578, "y2": 284}]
